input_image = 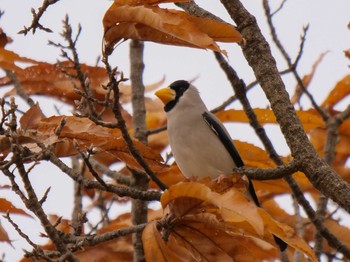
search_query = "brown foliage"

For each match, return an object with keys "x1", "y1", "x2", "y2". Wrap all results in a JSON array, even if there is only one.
[{"x1": 1, "y1": 0, "x2": 350, "y2": 261}]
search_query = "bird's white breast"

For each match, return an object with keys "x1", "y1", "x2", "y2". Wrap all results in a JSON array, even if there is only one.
[{"x1": 166, "y1": 90, "x2": 236, "y2": 179}]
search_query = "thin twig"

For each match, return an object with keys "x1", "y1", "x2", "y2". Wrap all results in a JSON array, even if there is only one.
[
  {"x1": 262, "y1": 0, "x2": 328, "y2": 121},
  {"x1": 89, "y1": 158, "x2": 131, "y2": 185},
  {"x1": 45, "y1": 147, "x2": 161, "y2": 201},
  {"x1": 3, "y1": 69, "x2": 36, "y2": 108},
  {"x1": 19, "y1": 0, "x2": 60, "y2": 35},
  {"x1": 64, "y1": 223, "x2": 147, "y2": 247},
  {"x1": 102, "y1": 53, "x2": 167, "y2": 191},
  {"x1": 8, "y1": 143, "x2": 78, "y2": 261},
  {"x1": 271, "y1": 0, "x2": 288, "y2": 16}
]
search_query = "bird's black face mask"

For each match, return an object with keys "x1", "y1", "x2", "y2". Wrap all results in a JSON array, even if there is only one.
[{"x1": 164, "y1": 80, "x2": 190, "y2": 112}]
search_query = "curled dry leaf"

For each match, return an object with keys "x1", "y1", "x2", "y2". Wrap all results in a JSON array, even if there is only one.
[
  {"x1": 0, "y1": 198, "x2": 31, "y2": 217},
  {"x1": 0, "y1": 222, "x2": 11, "y2": 244},
  {"x1": 0, "y1": 28, "x2": 13, "y2": 48},
  {"x1": 115, "y1": 0, "x2": 190, "y2": 6},
  {"x1": 0, "y1": 61, "x2": 109, "y2": 104},
  {"x1": 103, "y1": 3, "x2": 242, "y2": 55},
  {"x1": 345, "y1": 49, "x2": 350, "y2": 60},
  {"x1": 4, "y1": 105, "x2": 166, "y2": 172},
  {"x1": 142, "y1": 181, "x2": 316, "y2": 261},
  {"x1": 321, "y1": 74, "x2": 350, "y2": 109},
  {"x1": 19, "y1": 103, "x2": 43, "y2": 131},
  {"x1": 0, "y1": 48, "x2": 39, "y2": 72},
  {"x1": 264, "y1": 199, "x2": 350, "y2": 256}
]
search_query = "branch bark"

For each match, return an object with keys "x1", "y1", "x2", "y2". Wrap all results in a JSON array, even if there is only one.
[
  {"x1": 130, "y1": 39, "x2": 148, "y2": 262},
  {"x1": 220, "y1": 0, "x2": 350, "y2": 214}
]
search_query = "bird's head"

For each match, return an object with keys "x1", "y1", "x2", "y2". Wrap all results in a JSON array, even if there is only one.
[{"x1": 155, "y1": 80, "x2": 200, "y2": 112}]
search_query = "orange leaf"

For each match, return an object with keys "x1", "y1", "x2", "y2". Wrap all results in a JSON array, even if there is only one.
[
  {"x1": 19, "y1": 103, "x2": 43, "y2": 131},
  {"x1": 0, "y1": 198, "x2": 30, "y2": 216},
  {"x1": 322, "y1": 74, "x2": 350, "y2": 109},
  {"x1": 258, "y1": 210, "x2": 317, "y2": 261},
  {"x1": 103, "y1": 4, "x2": 241, "y2": 55},
  {"x1": 216, "y1": 108, "x2": 325, "y2": 132},
  {"x1": 234, "y1": 140, "x2": 276, "y2": 168},
  {"x1": 157, "y1": 182, "x2": 316, "y2": 261},
  {"x1": 0, "y1": 222, "x2": 11, "y2": 244},
  {"x1": 0, "y1": 61, "x2": 109, "y2": 105},
  {"x1": 324, "y1": 219, "x2": 350, "y2": 251},
  {"x1": 0, "y1": 28, "x2": 12, "y2": 48},
  {"x1": 9, "y1": 115, "x2": 166, "y2": 171},
  {"x1": 143, "y1": 217, "x2": 277, "y2": 262},
  {"x1": 0, "y1": 48, "x2": 39, "y2": 72},
  {"x1": 143, "y1": 221, "x2": 193, "y2": 262},
  {"x1": 115, "y1": 0, "x2": 190, "y2": 5},
  {"x1": 151, "y1": 164, "x2": 186, "y2": 188}
]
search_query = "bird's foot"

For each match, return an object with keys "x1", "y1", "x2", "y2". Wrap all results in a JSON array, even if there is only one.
[{"x1": 215, "y1": 174, "x2": 230, "y2": 183}]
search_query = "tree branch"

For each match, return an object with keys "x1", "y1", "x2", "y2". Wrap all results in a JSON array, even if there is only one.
[
  {"x1": 18, "y1": 0, "x2": 60, "y2": 35},
  {"x1": 102, "y1": 53, "x2": 167, "y2": 191},
  {"x1": 45, "y1": 149, "x2": 161, "y2": 201},
  {"x1": 130, "y1": 39, "x2": 148, "y2": 262},
  {"x1": 220, "y1": 0, "x2": 350, "y2": 215}
]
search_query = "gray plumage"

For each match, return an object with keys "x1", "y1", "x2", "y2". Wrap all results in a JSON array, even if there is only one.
[{"x1": 166, "y1": 85, "x2": 236, "y2": 179}]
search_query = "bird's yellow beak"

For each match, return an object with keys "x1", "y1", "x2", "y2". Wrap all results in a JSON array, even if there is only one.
[{"x1": 154, "y1": 87, "x2": 176, "y2": 105}]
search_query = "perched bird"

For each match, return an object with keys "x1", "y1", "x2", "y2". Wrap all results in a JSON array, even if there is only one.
[{"x1": 155, "y1": 80, "x2": 287, "y2": 251}]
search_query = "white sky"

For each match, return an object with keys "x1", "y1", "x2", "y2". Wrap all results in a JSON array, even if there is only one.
[{"x1": 0, "y1": 0, "x2": 349, "y2": 260}]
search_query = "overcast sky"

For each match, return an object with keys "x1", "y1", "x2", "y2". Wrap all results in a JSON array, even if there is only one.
[{"x1": 0, "y1": 0, "x2": 349, "y2": 260}]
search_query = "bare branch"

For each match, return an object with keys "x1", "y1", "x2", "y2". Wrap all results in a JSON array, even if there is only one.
[
  {"x1": 220, "y1": 0, "x2": 350, "y2": 214},
  {"x1": 270, "y1": 0, "x2": 288, "y2": 16},
  {"x1": 45, "y1": 147, "x2": 161, "y2": 201},
  {"x1": 7, "y1": 143, "x2": 79, "y2": 261},
  {"x1": 18, "y1": 0, "x2": 60, "y2": 35},
  {"x1": 89, "y1": 158, "x2": 131, "y2": 186},
  {"x1": 79, "y1": 148, "x2": 109, "y2": 188},
  {"x1": 64, "y1": 223, "x2": 146, "y2": 248},
  {"x1": 218, "y1": 0, "x2": 350, "y2": 257},
  {"x1": 262, "y1": 0, "x2": 328, "y2": 120},
  {"x1": 233, "y1": 161, "x2": 298, "y2": 180},
  {"x1": 102, "y1": 53, "x2": 167, "y2": 191},
  {"x1": 130, "y1": 39, "x2": 148, "y2": 261},
  {"x1": 2, "y1": 69, "x2": 36, "y2": 108}
]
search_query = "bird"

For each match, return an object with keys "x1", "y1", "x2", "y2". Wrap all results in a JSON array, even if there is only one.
[{"x1": 155, "y1": 79, "x2": 287, "y2": 251}]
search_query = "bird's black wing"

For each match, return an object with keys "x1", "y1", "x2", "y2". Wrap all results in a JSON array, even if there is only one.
[
  {"x1": 202, "y1": 111, "x2": 288, "y2": 251},
  {"x1": 202, "y1": 112, "x2": 244, "y2": 167},
  {"x1": 202, "y1": 112, "x2": 259, "y2": 206}
]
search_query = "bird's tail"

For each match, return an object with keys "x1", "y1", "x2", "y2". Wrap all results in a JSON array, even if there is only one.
[{"x1": 248, "y1": 178, "x2": 288, "y2": 251}]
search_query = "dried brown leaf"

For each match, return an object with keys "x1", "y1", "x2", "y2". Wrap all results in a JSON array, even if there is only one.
[
  {"x1": 0, "y1": 198, "x2": 31, "y2": 216},
  {"x1": 0, "y1": 222, "x2": 11, "y2": 244},
  {"x1": 20, "y1": 103, "x2": 43, "y2": 131},
  {"x1": 115, "y1": 0, "x2": 190, "y2": 6},
  {"x1": 321, "y1": 74, "x2": 350, "y2": 109},
  {"x1": 103, "y1": 4, "x2": 241, "y2": 55},
  {"x1": 152, "y1": 182, "x2": 316, "y2": 261},
  {"x1": 0, "y1": 48, "x2": 39, "y2": 72},
  {"x1": 216, "y1": 108, "x2": 325, "y2": 132}
]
